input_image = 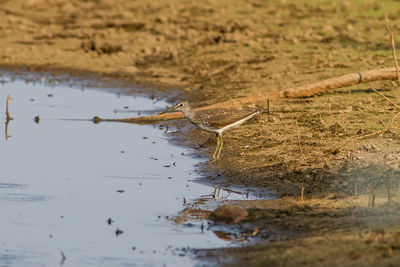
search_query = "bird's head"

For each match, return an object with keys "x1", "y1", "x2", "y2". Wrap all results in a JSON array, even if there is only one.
[{"x1": 159, "y1": 100, "x2": 191, "y2": 114}]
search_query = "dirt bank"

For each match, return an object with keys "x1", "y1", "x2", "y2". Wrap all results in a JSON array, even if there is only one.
[
  {"x1": 2, "y1": 0, "x2": 400, "y2": 265},
  {"x1": 196, "y1": 194, "x2": 400, "y2": 266}
]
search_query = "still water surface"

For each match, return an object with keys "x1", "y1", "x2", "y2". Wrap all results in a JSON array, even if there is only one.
[{"x1": 0, "y1": 78, "x2": 257, "y2": 266}]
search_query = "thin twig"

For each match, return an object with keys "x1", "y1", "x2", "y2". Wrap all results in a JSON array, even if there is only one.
[
  {"x1": 6, "y1": 94, "x2": 11, "y2": 120},
  {"x1": 358, "y1": 127, "x2": 393, "y2": 139},
  {"x1": 369, "y1": 84, "x2": 400, "y2": 127},
  {"x1": 295, "y1": 121, "x2": 307, "y2": 162},
  {"x1": 384, "y1": 9, "x2": 400, "y2": 86},
  {"x1": 208, "y1": 63, "x2": 236, "y2": 77},
  {"x1": 370, "y1": 86, "x2": 400, "y2": 111},
  {"x1": 300, "y1": 186, "x2": 305, "y2": 204},
  {"x1": 391, "y1": 111, "x2": 400, "y2": 125}
]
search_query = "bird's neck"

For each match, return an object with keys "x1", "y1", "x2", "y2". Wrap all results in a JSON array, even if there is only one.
[{"x1": 181, "y1": 107, "x2": 195, "y2": 120}]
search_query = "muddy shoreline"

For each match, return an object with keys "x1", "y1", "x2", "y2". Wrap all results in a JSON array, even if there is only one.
[{"x1": 3, "y1": 0, "x2": 400, "y2": 265}]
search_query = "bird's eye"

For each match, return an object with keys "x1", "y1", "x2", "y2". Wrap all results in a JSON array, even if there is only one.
[{"x1": 179, "y1": 103, "x2": 184, "y2": 107}]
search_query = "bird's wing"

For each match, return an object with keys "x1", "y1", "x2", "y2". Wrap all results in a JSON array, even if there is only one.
[{"x1": 194, "y1": 108, "x2": 260, "y2": 129}]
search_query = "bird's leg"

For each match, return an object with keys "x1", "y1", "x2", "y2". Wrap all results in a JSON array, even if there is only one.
[
  {"x1": 216, "y1": 134, "x2": 223, "y2": 160},
  {"x1": 211, "y1": 134, "x2": 220, "y2": 161}
]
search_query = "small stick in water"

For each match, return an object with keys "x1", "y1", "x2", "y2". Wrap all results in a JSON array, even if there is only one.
[
  {"x1": 4, "y1": 95, "x2": 12, "y2": 140},
  {"x1": 5, "y1": 94, "x2": 11, "y2": 120},
  {"x1": 301, "y1": 186, "x2": 305, "y2": 204},
  {"x1": 251, "y1": 227, "x2": 260, "y2": 237}
]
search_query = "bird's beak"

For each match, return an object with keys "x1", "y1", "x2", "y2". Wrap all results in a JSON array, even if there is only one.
[{"x1": 158, "y1": 104, "x2": 179, "y2": 115}]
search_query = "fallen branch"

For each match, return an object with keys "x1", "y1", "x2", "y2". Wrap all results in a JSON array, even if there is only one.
[{"x1": 95, "y1": 67, "x2": 400, "y2": 124}]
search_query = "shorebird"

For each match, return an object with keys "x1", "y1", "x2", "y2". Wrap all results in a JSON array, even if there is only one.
[{"x1": 159, "y1": 100, "x2": 261, "y2": 161}]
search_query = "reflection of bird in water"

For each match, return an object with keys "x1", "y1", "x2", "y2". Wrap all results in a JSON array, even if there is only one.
[
  {"x1": 5, "y1": 118, "x2": 10, "y2": 140},
  {"x1": 160, "y1": 100, "x2": 261, "y2": 161}
]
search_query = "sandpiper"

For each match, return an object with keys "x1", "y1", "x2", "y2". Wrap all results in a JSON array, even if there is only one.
[{"x1": 159, "y1": 100, "x2": 261, "y2": 161}]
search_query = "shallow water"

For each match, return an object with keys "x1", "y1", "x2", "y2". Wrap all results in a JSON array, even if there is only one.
[{"x1": 0, "y1": 77, "x2": 267, "y2": 267}]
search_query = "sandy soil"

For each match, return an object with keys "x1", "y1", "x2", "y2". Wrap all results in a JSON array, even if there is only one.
[{"x1": 2, "y1": 0, "x2": 400, "y2": 265}]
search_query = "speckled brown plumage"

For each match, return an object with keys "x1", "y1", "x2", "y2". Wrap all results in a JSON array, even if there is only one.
[{"x1": 192, "y1": 108, "x2": 260, "y2": 129}]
